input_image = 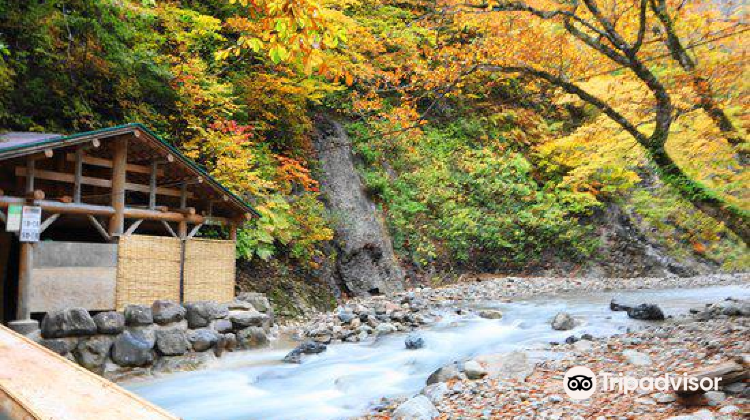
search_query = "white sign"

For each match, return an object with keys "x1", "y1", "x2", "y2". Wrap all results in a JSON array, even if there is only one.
[
  {"x1": 20, "y1": 206, "x2": 42, "y2": 242},
  {"x1": 6, "y1": 205, "x2": 22, "y2": 232}
]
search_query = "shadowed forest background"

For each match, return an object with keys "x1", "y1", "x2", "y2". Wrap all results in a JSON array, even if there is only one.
[{"x1": 0, "y1": 0, "x2": 747, "y2": 312}]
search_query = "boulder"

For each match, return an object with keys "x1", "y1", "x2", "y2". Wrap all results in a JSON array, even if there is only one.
[
  {"x1": 464, "y1": 360, "x2": 487, "y2": 379},
  {"x1": 283, "y1": 340, "x2": 328, "y2": 363},
  {"x1": 405, "y1": 334, "x2": 425, "y2": 350},
  {"x1": 215, "y1": 333, "x2": 237, "y2": 357},
  {"x1": 152, "y1": 300, "x2": 186, "y2": 325},
  {"x1": 478, "y1": 309, "x2": 503, "y2": 319},
  {"x1": 610, "y1": 299, "x2": 631, "y2": 312},
  {"x1": 392, "y1": 395, "x2": 438, "y2": 420},
  {"x1": 337, "y1": 310, "x2": 356, "y2": 324},
  {"x1": 73, "y1": 336, "x2": 114, "y2": 371},
  {"x1": 111, "y1": 331, "x2": 154, "y2": 367},
  {"x1": 421, "y1": 383, "x2": 449, "y2": 404},
  {"x1": 41, "y1": 308, "x2": 97, "y2": 338},
  {"x1": 93, "y1": 312, "x2": 125, "y2": 334},
  {"x1": 153, "y1": 352, "x2": 216, "y2": 374},
  {"x1": 155, "y1": 328, "x2": 189, "y2": 356},
  {"x1": 211, "y1": 319, "x2": 234, "y2": 334},
  {"x1": 227, "y1": 300, "x2": 255, "y2": 311},
  {"x1": 236, "y1": 292, "x2": 271, "y2": 312},
  {"x1": 229, "y1": 310, "x2": 268, "y2": 329},
  {"x1": 375, "y1": 322, "x2": 397, "y2": 335},
  {"x1": 124, "y1": 305, "x2": 153, "y2": 326},
  {"x1": 40, "y1": 337, "x2": 79, "y2": 355},
  {"x1": 188, "y1": 328, "x2": 219, "y2": 352},
  {"x1": 474, "y1": 351, "x2": 534, "y2": 381},
  {"x1": 627, "y1": 304, "x2": 665, "y2": 321},
  {"x1": 185, "y1": 302, "x2": 228, "y2": 329},
  {"x1": 426, "y1": 362, "x2": 463, "y2": 385},
  {"x1": 126, "y1": 325, "x2": 156, "y2": 348},
  {"x1": 237, "y1": 326, "x2": 269, "y2": 349},
  {"x1": 551, "y1": 312, "x2": 575, "y2": 331}
]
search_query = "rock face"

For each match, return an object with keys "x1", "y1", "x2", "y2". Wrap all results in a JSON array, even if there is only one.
[
  {"x1": 312, "y1": 117, "x2": 404, "y2": 296},
  {"x1": 392, "y1": 395, "x2": 438, "y2": 420},
  {"x1": 112, "y1": 331, "x2": 154, "y2": 367},
  {"x1": 41, "y1": 308, "x2": 97, "y2": 338},
  {"x1": 627, "y1": 304, "x2": 665, "y2": 320},
  {"x1": 551, "y1": 312, "x2": 575, "y2": 330}
]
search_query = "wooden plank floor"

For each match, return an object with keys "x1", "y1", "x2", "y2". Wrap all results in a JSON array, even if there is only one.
[{"x1": 0, "y1": 325, "x2": 180, "y2": 420}]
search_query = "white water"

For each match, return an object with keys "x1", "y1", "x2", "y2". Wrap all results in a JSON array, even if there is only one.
[{"x1": 127, "y1": 285, "x2": 749, "y2": 420}]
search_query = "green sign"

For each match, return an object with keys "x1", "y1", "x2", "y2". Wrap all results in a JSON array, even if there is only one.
[{"x1": 6, "y1": 205, "x2": 21, "y2": 232}]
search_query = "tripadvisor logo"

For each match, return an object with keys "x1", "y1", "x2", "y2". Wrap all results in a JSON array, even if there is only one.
[{"x1": 562, "y1": 366, "x2": 722, "y2": 400}]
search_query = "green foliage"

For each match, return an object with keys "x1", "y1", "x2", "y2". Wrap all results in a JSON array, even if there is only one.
[{"x1": 350, "y1": 118, "x2": 599, "y2": 269}]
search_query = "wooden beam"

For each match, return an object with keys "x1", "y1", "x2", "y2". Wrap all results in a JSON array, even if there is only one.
[
  {"x1": 88, "y1": 215, "x2": 111, "y2": 241},
  {"x1": 65, "y1": 153, "x2": 165, "y2": 176},
  {"x1": 15, "y1": 167, "x2": 193, "y2": 198},
  {"x1": 27, "y1": 149, "x2": 54, "y2": 161},
  {"x1": 161, "y1": 221, "x2": 178, "y2": 238},
  {"x1": 16, "y1": 243, "x2": 33, "y2": 319},
  {"x1": 180, "y1": 183, "x2": 187, "y2": 209},
  {"x1": 229, "y1": 225, "x2": 237, "y2": 241},
  {"x1": 39, "y1": 214, "x2": 60, "y2": 234},
  {"x1": 73, "y1": 149, "x2": 83, "y2": 203},
  {"x1": 124, "y1": 219, "x2": 143, "y2": 236},
  {"x1": 25, "y1": 190, "x2": 45, "y2": 201}
]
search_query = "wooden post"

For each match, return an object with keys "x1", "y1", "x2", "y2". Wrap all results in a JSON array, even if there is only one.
[
  {"x1": 229, "y1": 224, "x2": 238, "y2": 241},
  {"x1": 25, "y1": 158, "x2": 35, "y2": 192},
  {"x1": 108, "y1": 138, "x2": 127, "y2": 237},
  {"x1": 16, "y1": 242, "x2": 33, "y2": 320},
  {"x1": 73, "y1": 149, "x2": 83, "y2": 203},
  {"x1": 178, "y1": 221, "x2": 188, "y2": 239},
  {"x1": 149, "y1": 161, "x2": 158, "y2": 210}
]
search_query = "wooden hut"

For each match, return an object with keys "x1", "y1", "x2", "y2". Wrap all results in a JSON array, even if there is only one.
[{"x1": 0, "y1": 124, "x2": 257, "y2": 331}]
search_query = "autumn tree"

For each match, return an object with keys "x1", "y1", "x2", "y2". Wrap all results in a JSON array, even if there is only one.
[{"x1": 418, "y1": 0, "x2": 748, "y2": 242}]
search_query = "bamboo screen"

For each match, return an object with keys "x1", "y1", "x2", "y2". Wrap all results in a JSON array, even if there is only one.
[
  {"x1": 182, "y1": 239, "x2": 236, "y2": 303},
  {"x1": 115, "y1": 235, "x2": 182, "y2": 309}
]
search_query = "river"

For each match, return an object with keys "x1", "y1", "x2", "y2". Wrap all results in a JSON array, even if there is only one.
[{"x1": 127, "y1": 284, "x2": 749, "y2": 420}]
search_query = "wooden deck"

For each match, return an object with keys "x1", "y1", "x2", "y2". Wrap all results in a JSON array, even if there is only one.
[{"x1": 0, "y1": 325, "x2": 180, "y2": 420}]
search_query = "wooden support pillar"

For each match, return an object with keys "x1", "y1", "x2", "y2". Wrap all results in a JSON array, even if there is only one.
[
  {"x1": 178, "y1": 221, "x2": 188, "y2": 239},
  {"x1": 229, "y1": 224, "x2": 238, "y2": 241},
  {"x1": 25, "y1": 158, "x2": 35, "y2": 193},
  {"x1": 108, "y1": 138, "x2": 127, "y2": 237},
  {"x1": 149, "y1": 161, "x2": 158, "y2": 209},
  {"x1": 16, "y1": 242, "x2": 33, "y2": 320},
  {"x1": 73, "y1": 149, "x2": 83, "y2": 203}
]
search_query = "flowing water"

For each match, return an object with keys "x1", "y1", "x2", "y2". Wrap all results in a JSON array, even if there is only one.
[{"x1": 127, "y1": 284, "x2": 749, "y2": 420}]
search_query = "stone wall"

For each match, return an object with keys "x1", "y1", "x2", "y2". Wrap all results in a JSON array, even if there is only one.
[{"x1": 19, "y1": 292, "x2": 274, "y2": 381}]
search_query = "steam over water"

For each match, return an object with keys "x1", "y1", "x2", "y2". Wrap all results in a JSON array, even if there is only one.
[{"x1": 128, "y1": 285, "x2": 749, "y2": 420}]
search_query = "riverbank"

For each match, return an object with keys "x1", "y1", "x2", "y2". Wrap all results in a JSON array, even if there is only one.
[
  {"x1": 293, "y1": 274, "x2": 749, "y2": 345},
  {"x1": 356, "y1": 283, "x2": 749, "y2": 419}
]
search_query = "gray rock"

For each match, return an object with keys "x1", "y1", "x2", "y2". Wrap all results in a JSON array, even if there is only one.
[
  {"x1": 185, "y1": 302, "x2": 228, "y2": 329},
  {"x1": 93, "y1": 311, "x2": 125, "y2": 334},
  {"x1": 426, "y1": 362, "x2": 463, "y2": 385},
  {"x1": 227, "y1": 300, "x2": 255, "y2": 311},
  {"x1": 283, "y1": 340, "x2": 327, "y2": 363},
  {"x1": 375, "y1": 322, "x2": 397, "y2": 335},
  {"x1": 405, "y1": 334, "x2": 425, "y2": 350},
  {"x1": 337, "y1": 310, "x2": 355, "y2": 323},
  {"x1": 152, "y1": 300, "x2": 186, "y2": 325},
  {"x1": 421, "y1": 383, "x2": 449, "y2": 404},
  {"x1": 41, "y1": 308, "x2": 97, "y2": 338},
  {"x1": 718, "y1": 405, "x2": 739, "y2": 414},
  {"x1": 155, "y1": 328, "x2": 189, "y2": 356},
  {"x1": 73, "y1": 336, "x2": 114, "y2": 372},
  {"x1": 392, "y1": 395, "x2": 438, "y2": 420},
  {"x1": 229, "y1": 310, "x2": 268, "y2": 328},
  {"x1": 627, "y1": 304, "x2": 665, "y2": 320},
  {"x1": 215, "y1": 333, "x2": 237, "y2": 357},
  {"x1": 126, "y1": 325, "x2": 156, "y2": 348},
  {"x1": 211, "y1": 319, "x2": 234, "y2": 334},
  {"x1": 111, "y1": 331, "x2": 154, "y2": 367},
  {"x1": 237, "y1": 326, "x2": 269, "y2": 349},
  {"x1": 551, "y1": 312, "x2": 575, "y2": 331},
  {"x1": 236, "y1": 292, "x2": 271, "y2": 313},
  {"x1": 40, "y1": 337, "x2": 79, "y2": 355},
  {"x1": 188, "y1": 328, "x2": 219, "y2": 352},
  {"x1": 653, "y1": 392, "x2": 677, "y2": 403},
  {"x1": 464, "y1": 360, "x2": 487, "y2": 379},
  {"x1": 474, "y1": 351, "x2": 534, "y2": 381},
  {"x1": 622, "y1": 349, "x2": 652, "y2": 366},
  {"x1": 153, "y1": 352, "x2": 216, "y2": 373},
  {"x1": 8, "y1": 319, "x2": 40, "y2": 335},
  {"x1": 704, "y1": 391, "x2": 726, "y2": 406},
  {"x1": 478, "y1": 309, "x2": 503, "y2": 319},
  {"x1": 124, "y1": 305, "x2": 153, "y2": 326}
]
